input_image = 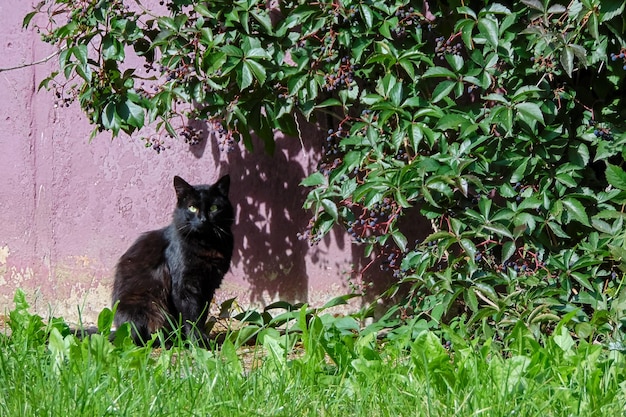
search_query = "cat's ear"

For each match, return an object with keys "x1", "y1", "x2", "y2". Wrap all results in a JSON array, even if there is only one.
[
  {"x1": 215, "y1": 175, "x2": 230, "y2": 196},
  {"x1": 173, "y1": 176, "x2": 193, "y2": 198}
]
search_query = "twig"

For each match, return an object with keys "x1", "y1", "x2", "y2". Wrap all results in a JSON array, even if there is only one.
[{"x1": 0, "y1": 49, "x2": 62, "y2": 73}]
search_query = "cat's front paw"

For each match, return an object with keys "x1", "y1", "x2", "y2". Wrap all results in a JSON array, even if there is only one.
[{"x1": 184, "y1": 324, "x2": 212, "y2": 349}]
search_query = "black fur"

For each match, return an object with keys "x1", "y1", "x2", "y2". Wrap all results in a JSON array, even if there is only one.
[{"x1": 112, "y1": 175, "x2": 234, "y2": 346}]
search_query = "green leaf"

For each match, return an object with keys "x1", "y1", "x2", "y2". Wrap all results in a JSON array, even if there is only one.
[
  {"x1": 431, "y1": 81, "x2": 455, "y2": 103},
  {"x1": 320, "y1": 294, "x2": 361, "y2": 310},
  {"x1": 321, "y1": 199, "x2": 338, "y2": 221},
  {"x1": 521, "y1": 0, "x2": 543, "y2": 11},
  {"x1": 301, "y1": 172, "x2": 325, "y2": 187},
  {"x1": 560, "y1": 45, "x2": 574, "y2": 77},
  {"x1": 501, "y1": 241, "x2": 516, "y2": 264},
  {"x1": 238, "y1": 62, "x2": 253, "y2": 89},
  {"x1": 477, "y1": 17, "x2": 499, "y2": 48},
  {"x1": 117, "y1": 99, "x2": 145, "y2": 128},
  {"x1": 316, "y1": 98, "x2": 342, "y2": 109},
  {"x1": 515, "y1": 102, "x2": 544, "y2": 126},
  {"x1": 102, "y1": 101, "x2": 120, "y2": 134},
  {"x1": 605, "y1": 163, "x2": 626, "y2": 190},
  {"x1": 562, "y1": 197, "x2": 590, "y2": 226},
  {"x1": 446, "y1": 54, "x2": 464, "y2": 72},
  {"x1": 422, "y1": 66, "x2": 457, "y2": 79},
  {"x1": 102, "y1": 35, "x2": 124, "y2": 61},
  {"x1": 553, "y1": 325, "x2": 575, "y2": 352},
  {"x1": 483, "y1": 223, "x2": 513, "y2": 239},
  {"x1": 392, "y1": 231, "x2": 408, "y2": 252},
  {"x1": 23, "y1": 11, "x2": 37, "y2": 28},
  {"x1": 601, "y1": 0, "x2": 625, "y2": 22},
  {"x1": 359, "y1": 4, "x2": 374, "y2": 29},
  {"x1": 244, "y1": 59, "x2": 267, "y2": 86},
  {"x1": 459, "y1": 238, "x2": 476, "y2": 260},
  {"x1": 389, "y1": 82, "x2": 403, "y2": 106},
  {"x1": 222, "y1": 44, "x2": 244, "y2": 57},
  {"x1": 510, "y1": 157, "x2": 529, "y2": 183},
  {"x1": 97, "y1": 307, "x2": 114, "y2": 334}
]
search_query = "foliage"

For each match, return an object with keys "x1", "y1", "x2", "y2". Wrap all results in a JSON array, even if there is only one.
[
  {"x1": 2, "y1": 290, "x2": 626, "y2": 416},
  {"x1": 25, "y1": 0, "x2": 626, "y2": 339}
]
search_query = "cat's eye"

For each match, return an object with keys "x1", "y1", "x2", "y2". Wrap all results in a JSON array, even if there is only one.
[
  {"x1": 188, "y1": 205, "x2": 198, "y2": 213},
  {"x1": 210, "y1": 204, "x2": 218, "y2": 212}
]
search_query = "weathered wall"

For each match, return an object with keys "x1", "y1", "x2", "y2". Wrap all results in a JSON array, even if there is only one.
[{"x1": 0, "y1": 0, "x2": 361, "y2": 323}]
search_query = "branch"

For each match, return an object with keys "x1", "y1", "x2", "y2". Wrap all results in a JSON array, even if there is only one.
[{"x1": 0, "y1": 49, "x2": 61, "y2": 73}]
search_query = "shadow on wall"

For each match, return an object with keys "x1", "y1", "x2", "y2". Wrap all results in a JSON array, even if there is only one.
[
  {"x1": 192, "y1": 121, "x2": 323, "y2": 305},
  {"x1": 182, "y1": 118, "x2": 431, "y2": 310}
]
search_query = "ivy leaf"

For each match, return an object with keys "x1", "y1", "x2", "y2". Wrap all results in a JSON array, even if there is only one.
[
  {"x1": 483, "y1": 223, "x2": 513, "y2": 239},
  {"x1": 102, "y1": 101, "x2": 120, "y2": 134},
  {"x1": 22, "y1": 10, "x2": 37, "y2": 28},
  {"x1": 605, "y1": 163, "x2": 626, "y2": 190},
  {"x1": 301, "y1": 172, "x2": 326, "y2": 187},
  {"x1": 601, "y1": 1, "x2": 625, "y2": 22},
  {"x1": 562, "y1": 197, "x2": 590, "y2": 226},
  {"x1": 501, "y1": 241, "x2": 516, "y2": 264},
  {"x1": 238, "y1": 62, "x2": 254, "y2": 89},
  {"x1": 244, "y1": 59, "x2": 267, "y2": 86},
  {"x1": 560, "y1": 45, "x2": 574, "y2": 77},
  {"x1": 392, "y1": 231, "x2": 408, "y2": 252},
  {"x1": 459, "y1": 238, "x2": 477, "y2": 260},
  {"x1": 431, "y1": 81, "x2": 455, "y2": 103},
  {"x1": 520, "y1": 0, "x2": 543, "y2": 11},
  {"x1": 515, "y1": 102, "x2": 544, "y2": 126},
  {"x1": 117, "y1": 99, "x2": 145, "y2": 129},
  {"x1": 222, "y1": 44, "x2": 244, "y2": 58},
  {"x1": 359, "y1": 4, "x2": 374, "y2": 29},
  {"x1": 321, "y1": 199, "x2": 338, "y2": 221},
  {"x1": 102, "y1": 35, "x2": 124, "y2": 61},
  {"x1": 422, "y1": 66, "x2": 457, "y2": 79},
  {"x1": 477, "y1": 17, "x2": 499, "y2": 48}
]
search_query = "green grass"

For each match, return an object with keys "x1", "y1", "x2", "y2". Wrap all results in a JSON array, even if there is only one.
[{"x1": 1, "y1": 291, "x2": 625, "y2": 416}]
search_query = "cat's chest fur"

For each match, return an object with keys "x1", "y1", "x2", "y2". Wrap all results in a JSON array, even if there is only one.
[{"x1": 165, "y1": 227, "x2": 231, "y2": 286}]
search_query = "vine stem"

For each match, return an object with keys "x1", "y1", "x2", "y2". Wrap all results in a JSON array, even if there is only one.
[{"x1": 0, "y1": 49, "x2": 62, "y2": 73}]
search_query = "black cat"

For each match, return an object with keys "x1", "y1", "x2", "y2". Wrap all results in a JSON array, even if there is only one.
[{"x1": 112, "y1": 175, "x2": 234, "y2": 346}]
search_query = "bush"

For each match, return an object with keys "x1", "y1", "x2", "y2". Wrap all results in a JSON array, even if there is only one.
[{"x1": 26, "y1": 0, "x2": 626, "y2": 342}]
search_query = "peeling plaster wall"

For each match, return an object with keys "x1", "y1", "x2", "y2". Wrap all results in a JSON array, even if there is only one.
[{"x1": 0, "y1": 0, "x2": 361, "y2": 324}]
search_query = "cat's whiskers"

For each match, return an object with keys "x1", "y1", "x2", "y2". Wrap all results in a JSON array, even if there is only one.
[
  {"x1": 177, "y1": 224, "x2": 193, "y2": 239},
  {"x1": 212, "y1": 224, "x2": 232, "y2": 239}
]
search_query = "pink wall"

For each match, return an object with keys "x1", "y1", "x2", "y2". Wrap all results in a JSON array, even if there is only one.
[{"x1": 0, "y1": 0, "x2": 361, "y2": 323}]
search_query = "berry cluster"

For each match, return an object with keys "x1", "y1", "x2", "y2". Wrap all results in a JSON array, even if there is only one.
[
  {"x1": 318, "y1": 127, "x2": 347, "y2": 175},
  {"x1": 345, "y1": 198, "x2": 400, "y2": 244},
  {"x1": 209, "y1": 119, "x2": 237, "y2": 153},
  {"x1": 379, "y1": 246, "x2": 408, "y2": 278},
  {"x1": 590, "y1": 121, "x2": 614, "y2": 141},
  {"x1": 164, "y1": 63, "x2": 192, "y2": 84},
  {"x1": 324, "y1": 57, "x2": 356, "y2": 92},
  {"x1": 392, "y1": 6, "x2": 422, "y2": 38},
  {"x1": 52, "y1": 86, "x2": 76, "y2": 108},
  {"x1": 434, "y1": 36, "x2": 462, "y2": 60},
  {"x1": 297, "y1": 218, "x2": 324, "y2": 244},
  {"x1": 472, "y1": 242, "x2": 545, "y2": 276},
  {"x1": 317, "y1": 30, "x2": 338, "y2": 63},
  {"x1": 395, "y1": 148, "x2": 410, "y2": 162},
  {"x1": 609, "y1": 48, "x2": 626, "y2": 70},
  {"x1": 325, "y1": 4, "x2": 358, "y2": 25},
  {"x1": 136, "y1": 80, "x2": 159, "y2": 100},
  {"x1": 180, "y1": 126, "x2": 203, "y2": 146},
  {"x1": 144, "y1": 136, "x2": 169, "y2": 154},
  {"x1": 530, "y1": 55, "x2": 556, "y2": 72}
]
